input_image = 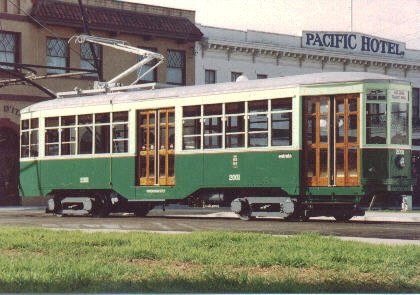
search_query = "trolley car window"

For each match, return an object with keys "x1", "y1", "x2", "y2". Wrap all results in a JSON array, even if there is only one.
[
  {"x1": 366, "y1": 103, "x2": 387, "y2": 144},
  {"x1": 112, "y1": 111, "x2": 128, "y2": 153},
  {"x1": 225, "y1": 102, "x2": 245, "y2": 148},
  {"x1": 271, "y1": 98, "x2": 292, "y2": 146},
  {"x1": 391, "y1": 103, "x2": 408, "y2": 145},
  {"x1": 204, "y1": 104, "x2": 222, "y2": 149},
  {"x1": 248, "y1": 100, "x2": 268, "y2": 147},
  {"x1": 95, "y1": 113, "x2": 110, "y2": 154},
  {"x1": 21, "y1": 118, "x2": 39, "y2": 158},
  {"x1": 61, "y1": 116, "x2": 76, "y2": 155},
  {"x1": 183, "y1": 105, "x2": 201, "y2": 150},
  {"x1": 45, "y1": 117, "x2": 59, "y2": 156}
]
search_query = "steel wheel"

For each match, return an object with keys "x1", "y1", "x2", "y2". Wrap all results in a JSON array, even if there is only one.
[{"x1": 91, "y1": 193, "x2": 111, "y2": 218}]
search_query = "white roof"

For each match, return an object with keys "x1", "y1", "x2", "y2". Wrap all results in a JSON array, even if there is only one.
[{"x1": 21, "y1": 72, "x2": 409, "y2": 114}]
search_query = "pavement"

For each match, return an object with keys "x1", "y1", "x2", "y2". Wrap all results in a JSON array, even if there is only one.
[{"x1": 1, "y1": 206, "x2": 420, "y2": 222}]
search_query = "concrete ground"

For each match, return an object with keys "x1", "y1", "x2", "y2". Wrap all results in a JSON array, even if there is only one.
[{"x1": 1, "y1": 206, "x2": 420, "y2": 222}]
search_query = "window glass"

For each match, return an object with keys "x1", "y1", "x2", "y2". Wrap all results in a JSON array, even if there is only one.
[
  {"x1": 226, "y1": 102, "x2": 244, "y2": 114},
  {"x1": 137, "y1": 47, "x2": 157, "y2": 83},
  {"x1": 112, "y1": 123, "x2": 128, "y2": 153},
  {"x1": 167, "y1": 50, "x2": 185, "y2": 85},
  {"x1": 205, "y1": 69, "x2": 216, "y2": 84},
  {"x1": 391, "y1": 103, "x2": 408, "y2": 145},
  {"x1": 183, "y1": 105, "x2": 200, "y2": 117},
  {"x1": 78, "y1": 126, "x2": 93, "y2": 154},
  {"x1": 45, "y1": 117, "x2": 59, "y2": 127},
  {"x1": 249, "y1": 114, "x2": 268, "y2": 131},
  {"x1": 81, "y1": 43, "x2": 101, "y2": 78},
  {"x1": 46, "y1": 38, "x2": 68, "y2": 74},
  {"x1": 78, "y1": 114, "x2": 93, "y2": 125},
  {"x1": 183, "y1": 119, "x2": 201, "y2": 136},
  {"x1": 0, "y1": 32, "x2": 18, "y2": 69},
  {"x1": 366, "y1": 103, "x2": 387, "y2": 144},
  {"x1": 113, "y1": 111, "x2": 128, "y2": 122},
  {"x1": 248, "y1": 100, "x2": 268, "y2": 113},
  {"x1": 412, "y1": 88, "x2": 420, "y2": 146},
  {"x1": 95, "y1": 113, "x2": 110, "y2": 124},
  {"x1": 183, "y1": 106, "x2": 201, "y2": 150},
  {"x1": 272, "y1": 113, "x2": 292, "y2": 146},
  {"x1": 20, "y1": 118, "x2": 39, "y2": 158},
  {"x1": 204, "y1": 104, "x2": 222, "y2": 116},
  {"x1": 249, "y1": 133, "x2": 268, "y2": 147},
  {"x1": 367, "y1": 89, "x2": 386, "y2": 100},
  {"x1": 226, "y1": 116, "x2": 245, "y2": 133},
  {"x1": 204, "y1": 117, "x2": 222, "y2": 134},
  {"x1": 95, "y1": 125, "x2": 110, "y2": 154},
  {"x1": 204, "y1": 135, "x2": 222, "y2": 149},
  {"x1": 231, "y1": 72, "x2": 242, "y2": 82},
  {"x1": 272, "y1": 98, "x2": 292, "y2": 111}
]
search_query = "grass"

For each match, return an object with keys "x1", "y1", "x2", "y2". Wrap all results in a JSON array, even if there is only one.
[{"x1": 0, "y1": 227, "x2": 418, "y2": 293}]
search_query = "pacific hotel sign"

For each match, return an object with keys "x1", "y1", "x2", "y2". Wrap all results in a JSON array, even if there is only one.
[{"x1": 303, "y1": 31, "x2": 405, "y2": 58}]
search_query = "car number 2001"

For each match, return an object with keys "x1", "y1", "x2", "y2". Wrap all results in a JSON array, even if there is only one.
[{"x1": 228, "y1": 174, "x2": 241, "y2": 181}]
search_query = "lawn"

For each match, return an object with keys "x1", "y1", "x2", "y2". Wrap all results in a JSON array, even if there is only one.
[{"x1": 0, "y1": 227, "x2": 418, "y2": 293}]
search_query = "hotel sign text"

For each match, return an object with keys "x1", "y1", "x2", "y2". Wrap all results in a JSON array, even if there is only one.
[{"x1": 303, "y1": 31, "x2": 405, "y2": 57}]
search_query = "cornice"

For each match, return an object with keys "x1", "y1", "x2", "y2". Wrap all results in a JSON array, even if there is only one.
[{"x1": 201, "y1": 39, "x2": 420, "y2": 71}]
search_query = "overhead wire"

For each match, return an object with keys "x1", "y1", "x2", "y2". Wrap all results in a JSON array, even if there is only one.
[{"x1": 6, "y1": 0, "x2": 85, "y2": 61}]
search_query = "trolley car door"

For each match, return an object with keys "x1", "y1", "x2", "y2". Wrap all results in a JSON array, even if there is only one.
[
  {"x1": 138, "y1": 109, "x2": 175, "y2": 186},
  {"x1": 304, "y1": 95, "x2": 359, "y2": 187}
]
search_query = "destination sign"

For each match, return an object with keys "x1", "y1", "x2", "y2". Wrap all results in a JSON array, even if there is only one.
[{"x1": 302, "y1": 31, "x2": 405, "y2": 58}]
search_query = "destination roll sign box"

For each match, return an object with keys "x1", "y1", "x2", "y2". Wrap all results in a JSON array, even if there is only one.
[{"x1": 303, "y1": 31, "x2": 405, "y2": 57}]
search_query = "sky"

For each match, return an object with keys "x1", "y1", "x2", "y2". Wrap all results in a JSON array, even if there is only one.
[{"x1": 131, "y1": 0, "x2": 420, "y2": 50}]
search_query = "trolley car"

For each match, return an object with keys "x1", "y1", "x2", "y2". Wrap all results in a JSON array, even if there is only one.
[{"x1": 19, "y1": 72, "x2": 414, "y2": 220}]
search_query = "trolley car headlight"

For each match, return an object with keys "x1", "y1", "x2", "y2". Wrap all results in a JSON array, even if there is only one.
[{"x1": 395, "y1": 155, "x2": 406, "y2": 169}]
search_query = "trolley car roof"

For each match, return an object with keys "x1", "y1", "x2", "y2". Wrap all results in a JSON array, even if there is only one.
[{"x1": 21, "y1": 72, "x2": 410, "y2": 114}]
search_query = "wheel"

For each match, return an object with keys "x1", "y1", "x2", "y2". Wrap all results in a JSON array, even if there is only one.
[
  {"x1": 334, "y1": 213, "x2": 353, "y2": 222},
  {"x1": 91, "y1": 193, "x2": 111, "y2": 217},
  {"x1": 133, "y1": 205, "x2": 151, "y2": 217},
  {"x1": 238, "y1": 203, "x2": 255, "y2": 221}
]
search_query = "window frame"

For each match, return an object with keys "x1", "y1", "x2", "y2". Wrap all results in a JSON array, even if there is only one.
[
  {"x1": 137, "y1": 46, "x2": 158, "y2": 83},
  {"x1": 0, "y1": 31, "x2": 20, "y2": 71},
  {"x1": 205, "y1": 69, "x2": 216, "y2": 84},
  {"x1": 80, "y1": 43, "x2": 102, "y2": 79},
  {"x1": 166, "y1": 49, "x2": 186, "y2": 85},
  {"x1": 181, "y1": 98, "x2": 294, "y2": 151},
  {"x1": 46, "y1": 37, "x2": 69, "y2": 74},
  {"x1": 20, "y1": 118, "x2": 38, "y2": 158},
  {"x1": 231, "y1": 71, "x2": 242, "y2": 82}
]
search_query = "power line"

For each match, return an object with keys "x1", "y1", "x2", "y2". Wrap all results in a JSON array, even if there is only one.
[{"x1": 6, "y1": 0, "x2": 83, "y2": 60}]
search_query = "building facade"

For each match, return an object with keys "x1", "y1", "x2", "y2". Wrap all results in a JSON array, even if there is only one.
[
  {"x1": 195, "y1": 25, "x2": 420, "y2": 205},
  {"x1": 0, "y1": 0, "x2": 202, "y2": 205}
]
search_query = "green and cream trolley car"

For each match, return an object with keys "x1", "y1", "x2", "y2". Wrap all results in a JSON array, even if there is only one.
[{"x1": 19, "y1": 72, "x2": 414, "y2": 220}]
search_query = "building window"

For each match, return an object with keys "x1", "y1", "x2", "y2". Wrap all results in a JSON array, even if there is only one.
[
  {"x1": 46, "y1": 37, "x2": 69, "y2": 74},
  {"x1": 0, "y1": 31, "x2": 19, "y2": 69},
  {"x1": 20, "y1": 119, "x2": 38, "y2": 158},
  {"x1": 257, "y1": 74, "x2": 267, "y2": 79},
  {"x1": 205, "y1": 69, "x2": 216, "y2": 84},
  {"x1": 80, "y1": 43, "x2": 101, "y2": 78},
  {"x1": 137, "y1": 47, "x2": 158, "y2": 83},
  {"x1": 231, "y1": 72, "x2": 242, "y2": 82},
  {"x1": 167, "y1": 49, "x2": 185, "y2": 85},
  {"x1": 412, "y1": 88, "x2": 420, "y2": 146}
]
